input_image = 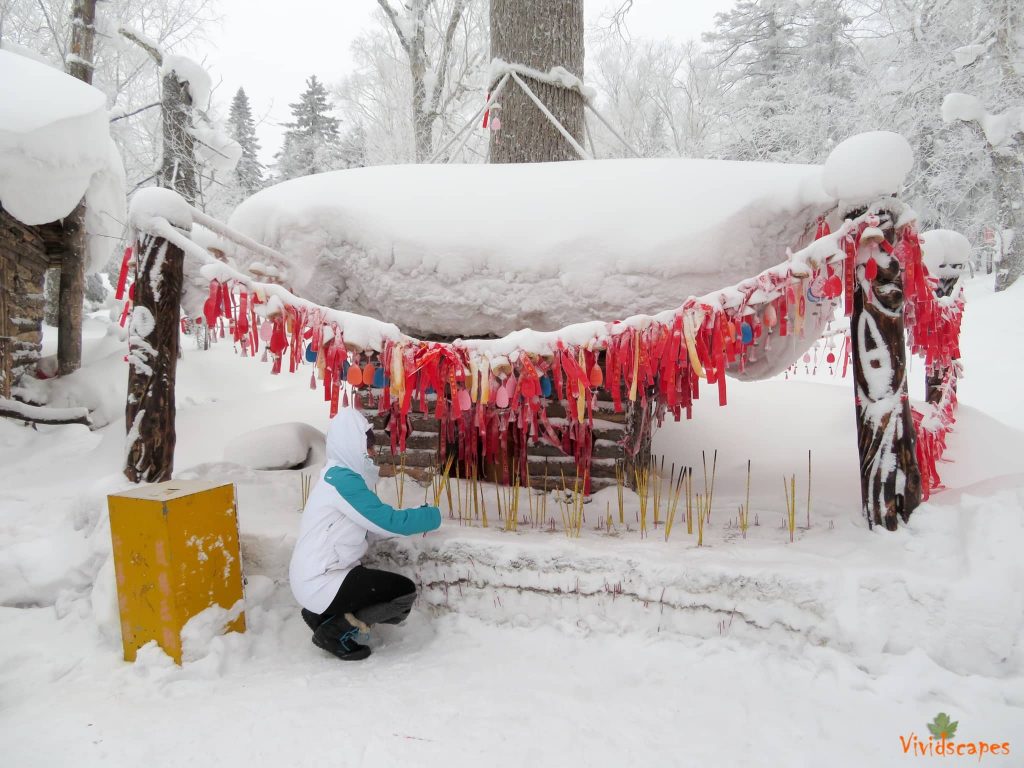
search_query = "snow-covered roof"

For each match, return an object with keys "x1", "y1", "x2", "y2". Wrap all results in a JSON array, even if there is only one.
[
  {"x1": 227, "y1": 158, "x2": 836, "y2": 337},
  {"x1": 0, "y1": 49, "x2": 125, "y2": 271}
]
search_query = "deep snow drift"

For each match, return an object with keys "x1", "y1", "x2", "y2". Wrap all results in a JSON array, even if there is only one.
[{"x1": 0, "y1": 278, "x2": 1022, "y2": 766}]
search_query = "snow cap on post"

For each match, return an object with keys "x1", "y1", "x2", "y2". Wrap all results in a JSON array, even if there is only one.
[
  {"x1": 920, "y1": 229, "x2": 972, "y2": 279},
  {"x1": 823, "y1": 131, "x2": 913, "y2": 206}
]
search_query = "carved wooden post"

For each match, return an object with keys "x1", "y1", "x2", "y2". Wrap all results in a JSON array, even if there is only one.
[
  {"x1": 926, "y1": 274, "x2": 961, "y2": 406},
  {"x1": 124, "y1": 231, "x2": 185, "y2": 483},
  {"x1": 851, "y1": 214, "x2": 922, "y2": 530}
]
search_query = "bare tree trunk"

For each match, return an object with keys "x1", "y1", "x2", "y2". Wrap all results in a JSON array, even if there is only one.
[
  {"x1": 489, "y1": 0, "x2": 585, "y2": 163},
  {"x1": 851, "y1": 219, "x2": 922, "y2": 530},
  {"x1": 124, "y1": 233, "x2": 184, "y2": 483},
  {"x1": 990, "y1": 0, "x2": 1023, "y2": 291},
  {"x1": 57, "y1": 201, "x2": 87, "y2": 376},
  {"x1": 992, "y1": 150, "x2": 1024, "y2": 291},
  {"x1": 377, "y1": 0, "x2": 470, "y2": 162},
  {"x1": 57, "y1": 0, "x2": 98, "y2": 376},
  {"x1": 160, "y1": 72, "x2": 198, "y2": 205}
]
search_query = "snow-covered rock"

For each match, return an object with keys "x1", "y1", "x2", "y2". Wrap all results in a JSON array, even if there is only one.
[
  {"x1": 223, "y1": 422, "x2": 325, "y2": 470},
  {"x1": 0, "y1": 49, "x2": 126, "y2": 271},
  {"x1": 227, "y1": 158, "x2": 835, "y2": 338}
]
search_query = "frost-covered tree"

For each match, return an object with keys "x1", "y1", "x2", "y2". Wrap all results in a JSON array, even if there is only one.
[
  {"x1": 275, "y1": 76, "x2": 342, "y2": 180},
  {"x1": 0, "y1": 0, "x2": 220, "y2": 197},
  {"x1": 704, "y1": 0, "x2": 800, "y2": 160},
  {"x1": 940, "y1": 0, "x2": 1024, "y2": 290},
  {"x1": 227, "y1": 87, "x2": 263, "y2": 197},
  {"x1": 853, "y1": 0, "x2": 998, "y2": 265},
  {"x1": 373, "y1": 0, "x2": 480, "y2": 162},
  {"x1": 338, "y1": 0, "x2": 486, "y2": 164},
  {"x1": 589, "y1": 37, "x2": 724, "y2": 159}
]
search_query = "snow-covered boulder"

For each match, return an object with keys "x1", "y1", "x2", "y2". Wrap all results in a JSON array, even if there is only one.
[
  {"x1": 223, "y1": 422, "x2": 325, "y2": 470},
  {"x1": 0, "y1": 49, "x2": 125, "y2": 271},
  {"x1": 227, "y1": 159, "x2": 835, "y2": 338}
]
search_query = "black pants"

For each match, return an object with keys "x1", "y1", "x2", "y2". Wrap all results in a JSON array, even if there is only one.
[{"x1": 317, "y1": 565, "x2": 417, "y2": 624}]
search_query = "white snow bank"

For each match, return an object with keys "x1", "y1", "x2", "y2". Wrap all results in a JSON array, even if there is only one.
[
  {"x1": 227, "y1": 158, "x2": 835, "y2": 337},
  {"x1": 0, "y1": 50, "x2": 126, "y2": 271},
  {"x1": 921, "y1": 229, "x2": 971, "y2": 278},
  {"x1": 822, "y1": 131, "x2": 913, "y2": 205},
  {"x1": 223, "y1": 422, "x2": 325, "y2": 470}
]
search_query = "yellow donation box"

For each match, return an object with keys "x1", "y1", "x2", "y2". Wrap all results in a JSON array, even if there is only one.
[{"x1": 107, "y1": 480, "x2": 246, "y2": 664}]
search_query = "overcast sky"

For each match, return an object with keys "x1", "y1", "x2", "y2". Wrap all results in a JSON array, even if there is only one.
[{"x1": 199, "y1": 0, "x2": 733, "y2": 164}]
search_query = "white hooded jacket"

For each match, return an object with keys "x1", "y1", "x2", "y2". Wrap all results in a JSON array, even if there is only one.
[{"x1": 289, "y1": 408, "x2": 441, "y2": 613}]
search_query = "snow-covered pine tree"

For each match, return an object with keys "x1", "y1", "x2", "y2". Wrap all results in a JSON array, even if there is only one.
[
  {"x1": 780, "y1": 0, "x2": 861, "y2": 162},
  {"x1": 227, "y1": 87, "x2": 264, "y2": 197},
  {"x1": 275, "y1": 76, "x2": 342, "y2": 180},
  {"x1": 704, "y1": 0, "x2": 800, "y2": 161}
]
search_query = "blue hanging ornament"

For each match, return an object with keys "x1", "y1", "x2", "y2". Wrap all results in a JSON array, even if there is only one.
[
  {"x1": 740, "y1": 322, "x2": 754, "y2": 345},
  {"x1": 540, "y1": 375, "x2": 552, "y2": 398},
  {"x1": 304, "y1": 343, "x2": 317, "y2": 363}
]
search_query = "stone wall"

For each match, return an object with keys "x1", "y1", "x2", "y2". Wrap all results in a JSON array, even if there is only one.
[{"x1": 0, "y1": 208, "x2": 49, "y2": 395}]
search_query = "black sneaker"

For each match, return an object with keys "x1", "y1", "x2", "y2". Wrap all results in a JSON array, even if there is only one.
[
  {"x1": 300, "y1": 608, "x2": 321, "y2": 631},
  {"x1": 312, "y1": 614, "x2": 372, "y2": 661}
]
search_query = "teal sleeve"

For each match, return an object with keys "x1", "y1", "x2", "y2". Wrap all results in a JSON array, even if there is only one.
[{"x1": 324, "y1": 467, "x2": 442, "y2": 536}]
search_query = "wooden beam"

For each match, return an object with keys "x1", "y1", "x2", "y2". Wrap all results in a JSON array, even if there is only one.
[{"x1": 0, "y1": 397, "x2": 91, "y2": 427}]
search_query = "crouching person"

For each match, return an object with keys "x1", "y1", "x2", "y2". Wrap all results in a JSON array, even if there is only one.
[{"x1": 289, "y1": 407, "x2": 441, "y2": 661}]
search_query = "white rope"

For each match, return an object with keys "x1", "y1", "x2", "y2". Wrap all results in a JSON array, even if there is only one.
[
  {"x1": 509, "y1": 72, "x2": 592, "y2": 161},
  {"x1": 584, "y1": 100, "x2": 642, "y2": 158},
  {"x1": 428, "y1": 73, "x2": 510, "y2": 164}
]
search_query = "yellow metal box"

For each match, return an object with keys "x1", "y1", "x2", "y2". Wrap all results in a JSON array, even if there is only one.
[{"x1": 107, "y1": 479, "x2": 246, "y2": 664}]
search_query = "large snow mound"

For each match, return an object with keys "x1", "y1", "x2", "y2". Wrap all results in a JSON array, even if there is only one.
[
  {"x1": 227, "y1": 159, "x2": 834, "y2": 337},
  {"x1": 0, "y1": 49, "x2": 126, "y2": 271}
]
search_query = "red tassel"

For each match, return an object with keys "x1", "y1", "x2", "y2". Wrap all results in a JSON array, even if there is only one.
[{"x1": 115, "y1": 246, "x2": 132, "y2": 300}]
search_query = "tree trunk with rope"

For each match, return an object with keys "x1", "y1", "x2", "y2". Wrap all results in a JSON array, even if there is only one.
[
  {"x1": 489, "y1": 0, "x2": 585, "y2": 163},
  {"x1": 57, "y1": 0, "x2": 98, "y2": 376},
  {"x1": 850, "y1": 212, "x2": 922, "y2": 530},
  {"x1": 124, "y1": 232, "x2": 185, "y2": 483}
]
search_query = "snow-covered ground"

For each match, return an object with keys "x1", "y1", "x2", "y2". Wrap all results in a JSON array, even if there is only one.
[{"x1": 1, "y1": 277, "x2": 1022, "y2": 766}]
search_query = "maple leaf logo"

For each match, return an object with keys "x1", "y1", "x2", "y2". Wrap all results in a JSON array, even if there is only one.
[{"x1": 927, "y1": 713, "x2": 959, "y2": 740}]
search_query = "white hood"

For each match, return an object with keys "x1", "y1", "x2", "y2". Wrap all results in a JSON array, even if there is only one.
[{"x1": 324, "y1": 407, "x2": 371, "y2": 474}]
